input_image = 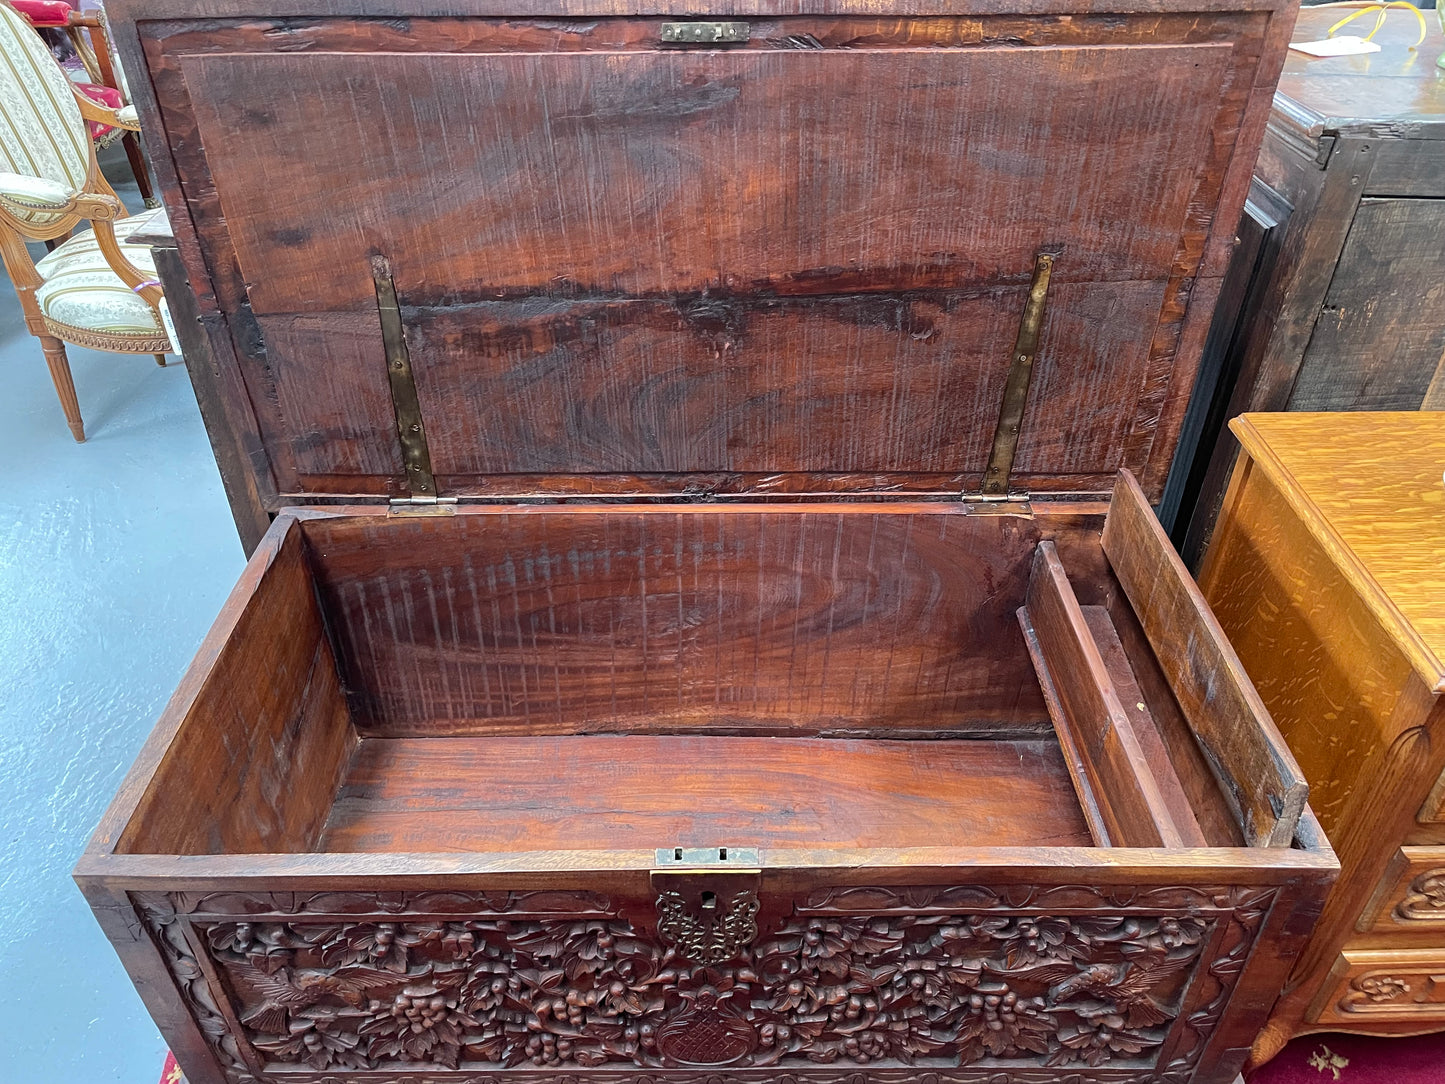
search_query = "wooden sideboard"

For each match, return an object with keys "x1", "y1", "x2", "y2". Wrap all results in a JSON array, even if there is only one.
[
  {"x1": 1162, "y1": 6, "x2": 1445, "y2": 566},
  {"x1": 1199, "y1": 412, "x2": 1445, "y2": 1061}
]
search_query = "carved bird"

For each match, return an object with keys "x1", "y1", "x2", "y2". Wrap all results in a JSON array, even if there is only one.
[
  {"x1": 234, "y1": 965, "x2": 403, "y2": 1034},
  {"x1": 1021, "y1": 957, "x2": 1194, "y2": 1029}
]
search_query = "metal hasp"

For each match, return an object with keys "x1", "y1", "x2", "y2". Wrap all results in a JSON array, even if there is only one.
[
  {"x1": 660, "y1": 21, "x2": 750, "y2": 43},
  {"x1": 980, "y1": 252, "x2": 1056, "y2": 498},
  {"x1": 371, "y1": 256, "x2": 452, "y2": 513}
]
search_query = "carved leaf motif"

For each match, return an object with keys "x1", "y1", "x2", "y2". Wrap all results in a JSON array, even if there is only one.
[{"x1": 1355, "y1": 975, "x2": 1411, "y2": 1003}]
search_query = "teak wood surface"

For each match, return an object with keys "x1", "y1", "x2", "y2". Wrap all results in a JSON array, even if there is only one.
[
  {"x1": 78, "y1": 0, "x2": 1333, "y2": 1081},
  {"x1": 1199, "y1": 413, "x2": 1445, "y2": 1059}
]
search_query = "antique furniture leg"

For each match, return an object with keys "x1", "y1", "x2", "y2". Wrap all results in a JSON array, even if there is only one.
[
  {"x1": 121, "y1": 133, "x2": 156, "y2": 206},
  {"x1": 40, "y1": 334, "x2": 84, "y2": 441},
  {"x1": 0, "y1": 2, "x2": 173, "y2": 441}
]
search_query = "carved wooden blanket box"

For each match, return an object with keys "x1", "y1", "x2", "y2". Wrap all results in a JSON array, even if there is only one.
[{"x1": 77, "y1": 1, "x2": 1336, "y2": 1082}]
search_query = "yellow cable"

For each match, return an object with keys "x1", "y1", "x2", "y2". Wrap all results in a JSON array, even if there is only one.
[{"x1": 1325, "y1": 1, "x2": 1428, "y2": 48}]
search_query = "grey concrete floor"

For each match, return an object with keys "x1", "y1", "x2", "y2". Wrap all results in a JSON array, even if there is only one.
[{"x1": 0, "y1": 148, "x2": 246, "y2": 1083}]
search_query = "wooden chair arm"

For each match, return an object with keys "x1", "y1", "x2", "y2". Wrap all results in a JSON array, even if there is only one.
[
  {"x1": 91, "y1": 217, "x2": 165, "y2": 307},
  {"x1": 0, "y1": 175, "x2": 122, "y2": 236},
  {"x1": 73, "y1": 88, "x2": 140, "y2": 131},
  {"x1": 0, "y1": 184, "x2": 160, "y2": 306}
]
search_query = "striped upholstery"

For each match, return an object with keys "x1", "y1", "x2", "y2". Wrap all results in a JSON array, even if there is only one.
[
  {"x1": 34, "y1": 205, "x2": 175, "y2": 346},
  {"x1": 0, "y1": 0, "x2": 90, "y2": 227}
]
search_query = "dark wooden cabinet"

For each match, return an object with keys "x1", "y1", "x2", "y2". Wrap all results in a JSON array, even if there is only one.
[
  {"x1": 77, "y1": 3, "x2": 1336, "y2": 1084},
  {"x1": 1164, "y1": 6, "x2": 1445, "y2": 566}
]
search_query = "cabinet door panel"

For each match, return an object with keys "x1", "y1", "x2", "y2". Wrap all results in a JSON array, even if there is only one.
[{"x1": 1289, "y1": 199, "x2": 1445, "y2": 412}]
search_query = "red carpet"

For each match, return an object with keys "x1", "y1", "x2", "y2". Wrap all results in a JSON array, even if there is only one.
[
  {"x1": 1247, "y1": 1032, "x2": 1445, "y2": 1084},
  {"x1": 160, "y1": 1033, "x2": 1445, "y2": 1084}
]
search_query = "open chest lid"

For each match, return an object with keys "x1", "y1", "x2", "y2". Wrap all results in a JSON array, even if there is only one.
[{"x1": 136, "y1": 0, "x2": 1289, "y2": 509}]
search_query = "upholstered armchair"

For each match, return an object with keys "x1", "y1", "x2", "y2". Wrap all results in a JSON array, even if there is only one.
[
  {"x1": 0, "y1": 0, "x2": 173, "y2": 441},
  {"x1": 11, "y1": 0, "x2": 157, "y2": 205}
]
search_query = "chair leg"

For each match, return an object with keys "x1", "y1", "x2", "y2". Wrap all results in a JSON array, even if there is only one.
[
  {"x1": 154, "y1": 353, "x2": 167, "y2": 367},
  {"x1": 39, "y1": 335, "x2": 85, "y2": 442},
  {"x1": 122, "y1": 133, "x2": 159, "y2": 208}
]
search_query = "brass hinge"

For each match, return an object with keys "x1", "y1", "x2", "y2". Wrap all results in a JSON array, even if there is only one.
[
  {"x1": 968, "y1": 252, "x2": 1056, "y2": 502},
  {"x1": 372, "y1": 256, "x2": 455, "y2": 516},
  {"x1": 388, "y1": 495, "x2": 457, "y2": 517}
]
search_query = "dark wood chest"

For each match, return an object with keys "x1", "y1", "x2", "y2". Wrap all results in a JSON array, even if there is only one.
[{"x1": 78, "y1": 2, "x2": 1336, "y2": 1083}]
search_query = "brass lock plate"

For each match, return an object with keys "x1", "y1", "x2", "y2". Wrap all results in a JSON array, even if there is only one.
[
  {"x1": 659, "y1": 21, "x2": 750, "y2": 44},
  {"x1": 651, "y1": 849, "x2": 761, "y2": 965}
]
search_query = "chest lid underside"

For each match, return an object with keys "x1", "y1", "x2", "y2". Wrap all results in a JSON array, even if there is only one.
[{"x1": 137, "y1": 1, "x2": 1285, "y2": 508}]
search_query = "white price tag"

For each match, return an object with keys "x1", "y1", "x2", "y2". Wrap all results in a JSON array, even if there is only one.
[{"x1": 1288, "y1": 35, "x2": 1382, "y2": 57}]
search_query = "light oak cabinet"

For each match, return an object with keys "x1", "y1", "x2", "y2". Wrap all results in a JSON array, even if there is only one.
[{"x1": 1199, "y1": 412, "x2": 1445, "y2": 1060}]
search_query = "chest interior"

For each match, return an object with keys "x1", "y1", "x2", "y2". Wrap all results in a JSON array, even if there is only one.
[
  {"x1": 111, "y1": 5, "x2": 1309, "y2": 860},
  {"x1": 115, "y1": 491, "x2": 1293, "y2": 860}
]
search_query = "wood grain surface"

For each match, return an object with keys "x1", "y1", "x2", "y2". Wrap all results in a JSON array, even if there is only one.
[
  {"x1": 319, "y1": 734, "x2": 1094, "y2": 852},
  {"x1": 1229, "y1": 413, "x2": 1445, "y2": 692},
  {"x1": 182, "y1": 43, "x2": 1231, "y2": 311},
  {"x1": 130, "y1": 10, "x2": 1270, "y2": 502},
  {"x1": 1020, "y1": 542, "x2": 1186, "y2": 848},
  {"x1": 1176, "y1": 3, "x2": 1445, "y2": 566},
  {"x1": 1288, "y1": 200, "x2": 1445, "y2": 413},
  {"x1": 301, "y1": 507, "x2": 1072, "y2": 736},
  {"x1": 401, "y1": 283, "x2": 1165, "y2": 481},
  {"x1": 1101, "y1": 586, "x2": 1246, "y2": 847},
  {"x1": 115, "y1": 523, "x2": 356, "y2": 855},
  {"x1": 79, "y1": 0, "x2": 1339, "y2": 1078},
  {"x1": 1200, "y1": 450, "x2": 1419, "y2": 834},
  {"x1": 1200, "y1": 416, "x2": 1445, "y2": 1056},
  {"x1": 1104, "y1": 470, "x2": 1306, "y2": 847},
  {"x1": 1273, "y1": 6, "x2": 1445, "y2": 144},
  {"x1": 1082, "y1": 605, "x2": 1208, "y2": 847}
]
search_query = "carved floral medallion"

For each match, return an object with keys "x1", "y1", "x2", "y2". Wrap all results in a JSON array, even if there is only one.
[
  {"x1": 1337, "y1": 969, "x2": 1445, "y2": 1016},
  {"x1": 1394, "y1": 869, "x2": 1445, "y2": 923}
]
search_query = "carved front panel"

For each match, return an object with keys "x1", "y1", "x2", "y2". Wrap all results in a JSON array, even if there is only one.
[{"x1": 136, "y1": 885, "x2": 1276, "y2": 1084}]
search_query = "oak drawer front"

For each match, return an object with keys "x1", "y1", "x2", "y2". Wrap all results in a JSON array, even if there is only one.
[
  {"x1": 1359, "y1": 848, "x2": 1445, "y2": 933},
  {"x1": 1313, "y1": 949, "x2": 1445, "y2": 1026}
]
